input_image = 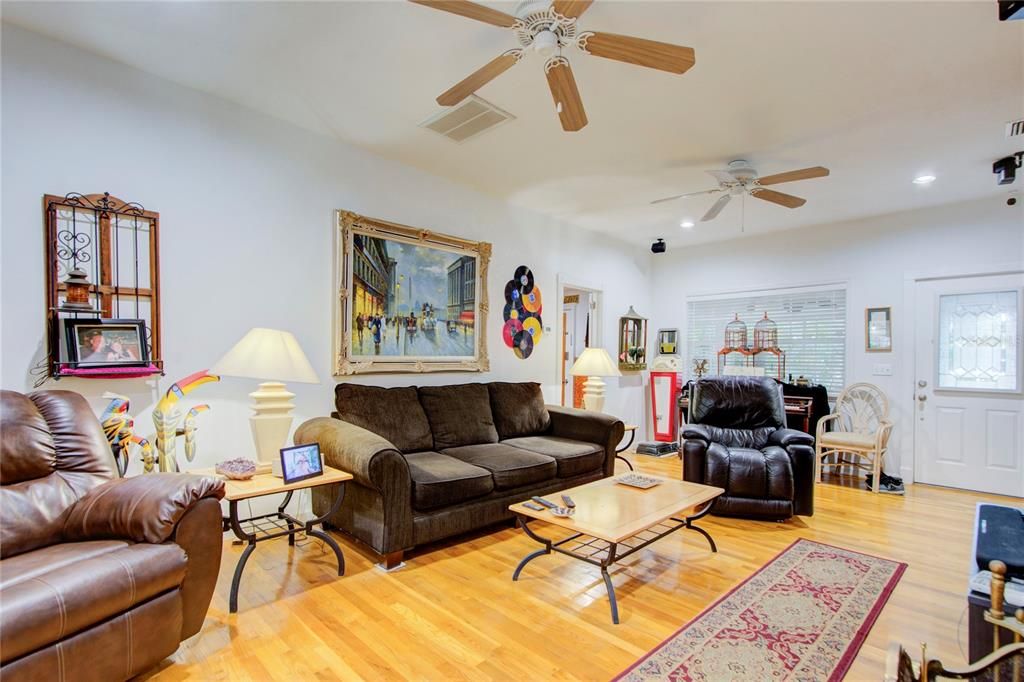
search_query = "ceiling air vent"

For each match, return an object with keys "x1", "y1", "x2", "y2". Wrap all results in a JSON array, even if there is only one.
[
  {"x1": 420, "y1": 95, "x2": 514, "y2": 143},
  {"x1": 1007, "y1": 119, "x2": 1024, "y2": 138}
]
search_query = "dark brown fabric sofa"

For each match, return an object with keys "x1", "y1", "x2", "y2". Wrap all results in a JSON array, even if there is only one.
[
  {"x1": 296, "y1": 381, "x2": 624, "y2": 568},
  {"x1": 0, "y1": 389, "x2": 226, "y2": 681}
]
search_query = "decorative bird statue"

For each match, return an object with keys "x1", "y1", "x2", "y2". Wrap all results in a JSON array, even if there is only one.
[
  {"x1": 100, "y1": 392, "x2": 135, "y2": 476},
  {"x1": 152, "y1": 370, "x2": 219, "y2": 472}
]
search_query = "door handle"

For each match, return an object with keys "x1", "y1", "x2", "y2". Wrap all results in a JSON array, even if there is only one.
[{"x1": 917, "y1": 394, "x2": 928, "y2": 401}]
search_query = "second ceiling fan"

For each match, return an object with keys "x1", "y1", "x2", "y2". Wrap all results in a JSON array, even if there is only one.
[
  {"x1": 651, "y1": 161, "x2": 831, "y2": 222},
  {"x1": 410, "y1": 0, "x2": 696, "y2": 132}
]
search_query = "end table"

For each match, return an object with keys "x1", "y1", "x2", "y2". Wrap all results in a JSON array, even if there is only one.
[{"x1": 190, "y1": 464, "x2": 352, "y2": 613}]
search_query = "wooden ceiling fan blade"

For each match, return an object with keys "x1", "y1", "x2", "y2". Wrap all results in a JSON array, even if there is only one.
[
  {"x1": 408, "y1": 0, "x2": 518, "y2": 28},
  {"x1": 578, "y1": 31, "x2": 695, "y2": 74},
  {"x1": 702, "y1": 193, "x2": 732, "y2": 221},
  {"x1": 650, "y1": 188, "x2": 722, "y2": 205},
  {"x1": 545, "y1": 56, "x2": 587, "y2": 132},
  {"x1": 552, "y1": 0, "x2": 594, "y2": 19},
  {"x1": 757, "y1": 166, "x2": 830, "y2": 186},
  {"x1": 437, "y1": 50, "x2": 521, "y2": 106},
  {"x1": 752, "y1": 188, "x2": 806, "y2": 209}
]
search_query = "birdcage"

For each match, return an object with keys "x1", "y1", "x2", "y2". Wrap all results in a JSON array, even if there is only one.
[
  {"x1": 724, "y1": 314, "x2": 748, "y2": 350},
  {"x1": 753, "y1": 312, "x2": 779, "y2": 350}
]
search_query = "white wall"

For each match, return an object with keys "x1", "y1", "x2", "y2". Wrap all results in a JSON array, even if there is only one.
[
  {"x1": 0, "y1": 24, "x2": 653, "y2": 478},
  {"x1": 651, "y1": 196, "x2": 1024, "y2": 478}
]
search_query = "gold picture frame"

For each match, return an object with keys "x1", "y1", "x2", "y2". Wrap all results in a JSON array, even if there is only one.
[
  {"x1": 334, "y1": 210, "x2": 491, "y2": 376},
  {"x1": 865, "y1": 306, "x2": 892, "y2": 352}
]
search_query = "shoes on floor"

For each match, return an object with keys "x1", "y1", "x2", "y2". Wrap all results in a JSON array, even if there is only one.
[{"x1": 865, "y1": 473, "x2": 905, "y2": 495}]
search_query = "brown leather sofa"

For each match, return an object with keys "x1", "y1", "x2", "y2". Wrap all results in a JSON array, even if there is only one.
[
  {"x1": 0, "y1": 389, "x2": 226, "y2": 681},
  {"x1": 297, "y1": 381, "x2": 623, "y2": 568}
]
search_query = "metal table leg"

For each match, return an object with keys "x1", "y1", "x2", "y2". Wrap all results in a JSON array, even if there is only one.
[
  {"x1": 512, "y1": 516, "x2": 552, "y2": 580},
  {"x1": 225, "y1": 483, "x2": 347, "y2": 613},
  {"x1": 615, "y1": 429, "x2": 636, "y2": 471},
  {"x1": 601, "y1": 543, "x2": 620, "y2": 624},
  {"x1": 679, "y1": 499, "x2": 718, "y2": 553}
]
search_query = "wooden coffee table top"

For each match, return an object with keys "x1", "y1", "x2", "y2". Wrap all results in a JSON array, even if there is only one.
[{"x1": 509, "y1": 475, "x2": 723, "y2": 544}]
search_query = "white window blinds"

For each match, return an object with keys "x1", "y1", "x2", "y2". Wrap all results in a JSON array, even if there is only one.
[{"x1": 687, "y1": 286, "x2": 847, "y2": 393}]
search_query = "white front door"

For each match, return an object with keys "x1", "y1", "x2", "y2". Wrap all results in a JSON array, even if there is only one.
[{"x1": 913, "y1": 273, "x2": 1024, "y2": 496}]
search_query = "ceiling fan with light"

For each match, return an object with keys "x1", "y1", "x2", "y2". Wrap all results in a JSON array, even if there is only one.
[
  {"x1": 409, "y1": 0, "x2": 696, "y2": 132},
  {"x1": 651, "y1": 161, "x2": 831, "y2": 222}
]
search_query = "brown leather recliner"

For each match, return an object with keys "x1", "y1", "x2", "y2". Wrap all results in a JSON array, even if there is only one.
[{"x1": 0, "y1": 389, "x2": 226, "y2": 681}]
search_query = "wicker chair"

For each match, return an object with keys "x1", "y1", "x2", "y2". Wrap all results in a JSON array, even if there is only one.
[{"x1": 815, "y1": 382, "x2": 894, "y2": 492}]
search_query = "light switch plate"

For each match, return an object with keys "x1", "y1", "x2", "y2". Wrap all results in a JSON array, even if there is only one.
[{"x1": 872, "y1": 364, "x2": 893, "y2": 376}]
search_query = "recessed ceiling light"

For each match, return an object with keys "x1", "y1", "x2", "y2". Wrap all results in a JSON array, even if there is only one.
[
  {"x1": 913, "y1": 174, "x2": 936, "y2": 185},
  {"x1": 680, "y1": 220, "x2": 695, "y2": 228}
]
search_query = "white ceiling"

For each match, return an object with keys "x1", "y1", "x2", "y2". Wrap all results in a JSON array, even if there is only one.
[{"x1": 4, "y1": 1, "x2": 1022, "y2": 248}]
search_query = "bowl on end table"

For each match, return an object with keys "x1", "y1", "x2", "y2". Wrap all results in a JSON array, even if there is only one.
[{"x1": 215, "y1": 457, "x2": 257, "y2": 480}]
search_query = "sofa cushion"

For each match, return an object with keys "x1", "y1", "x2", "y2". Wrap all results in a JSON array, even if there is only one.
[
  {"x1": 334, "y1": 384, "x2": 433, "y2": 453},
  {"x1": 418, "y1": 384, "x2": 499, "y2": 450},
  {"x1": 487, "y1": 382, "x2": 551, "y2": 439},
  {"x1": 441, "y1": 443, "x2": 556, "y2": 490},
  {"x1": 0, "y1": 542, "x2": 186, "y2": 664},
  {"x1": 405, "y1": 451, "x2": 494, "y2": 511},
  {"x1": 502, "y1": 436, "x2": 604, "y2": 478}
]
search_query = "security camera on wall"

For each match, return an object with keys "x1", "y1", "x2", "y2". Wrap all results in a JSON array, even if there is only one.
[
  {"x1": 651, "y1": 238, "x2": 666, "y2": 254},
  {"x1": 993, "y1": 152, "x2": 1022, "y2": 185}
]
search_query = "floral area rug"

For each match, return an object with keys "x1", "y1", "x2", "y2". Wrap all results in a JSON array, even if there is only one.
[{"x1": 614, "y1": 539, "x2": 907, "y2": 681}]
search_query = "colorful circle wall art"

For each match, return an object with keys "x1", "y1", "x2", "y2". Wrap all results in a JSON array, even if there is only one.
[{"x1": 502, "y1": 265, "x2": 542, "y2": 359}]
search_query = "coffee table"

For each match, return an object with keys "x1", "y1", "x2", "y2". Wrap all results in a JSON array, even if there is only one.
[{"x1": 509, "y1": 474, "x2": 723, "y2": 624}]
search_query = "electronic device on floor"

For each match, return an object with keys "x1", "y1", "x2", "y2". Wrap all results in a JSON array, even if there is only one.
[{"x1": 636, "y1": 441, "x2": 678, "y2": 457}]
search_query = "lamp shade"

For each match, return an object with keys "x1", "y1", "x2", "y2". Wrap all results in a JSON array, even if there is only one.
[
  {"x1": 211, "y1": 328, "x2": 319, "y2": 384},
  {"x1": 569, "y1": 347, "x2": 622, "y2": 378}
]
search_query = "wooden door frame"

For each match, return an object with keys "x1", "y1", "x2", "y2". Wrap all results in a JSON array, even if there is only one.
[
  {"x1": 555, "y1": 275, "x2": 603, "y2": 408},
  {"x1": 902, "y1": 262, "x2": 1024, "y2": 484}
]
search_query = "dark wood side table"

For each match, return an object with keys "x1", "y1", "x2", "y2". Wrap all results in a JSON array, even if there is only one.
[{"x1": 191, "y1": 464, "x2": 353, "y2": 613}]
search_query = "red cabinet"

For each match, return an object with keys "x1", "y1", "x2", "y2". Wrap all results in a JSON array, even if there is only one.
[{"x1": 650, "y1": 372, "x2": 685, "y2": 442}]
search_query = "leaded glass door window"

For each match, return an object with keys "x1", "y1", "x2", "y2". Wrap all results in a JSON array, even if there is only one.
[{"x1": 937, "y1": 289, "x2": 1020, "y2": 392}]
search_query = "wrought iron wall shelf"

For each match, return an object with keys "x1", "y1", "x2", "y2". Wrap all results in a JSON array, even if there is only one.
[{"x1": 38, "y1": 192, "x2": 163, "y2": 386}]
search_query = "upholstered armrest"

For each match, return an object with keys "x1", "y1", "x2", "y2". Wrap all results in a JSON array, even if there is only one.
[
  {"x1": 63, "y1": 473, "x2": 224, "y2": 544},
  {"x1": 547, "y1": 406, "x2": 624, "y2": 448},
  {"x1": 682, "y1": 424, "x2": 713, "y2": 443},
  {"x1": 768, "y1": 428, "x2": 815, "y2": 447},
  {"x1": 295, "y1": 417, "x2": 410, "y2": 491}
]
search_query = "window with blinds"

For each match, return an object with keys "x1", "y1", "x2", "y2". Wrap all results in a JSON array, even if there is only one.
[{"x1": 687, "y1": 286, "x2": 847, "y2": 394}]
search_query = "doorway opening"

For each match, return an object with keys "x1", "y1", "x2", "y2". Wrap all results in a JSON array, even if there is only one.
[{"x1": 559, "y1": 283, "x2": 602, "y2": 407}]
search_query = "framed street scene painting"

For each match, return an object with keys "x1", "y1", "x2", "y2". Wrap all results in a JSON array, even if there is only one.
[
  {"x1": 334, "y1": 211, "x2": 491, "y2": 375},
  {"x1": 865, "y1": 306, "x2": 892, "y2": 352}
]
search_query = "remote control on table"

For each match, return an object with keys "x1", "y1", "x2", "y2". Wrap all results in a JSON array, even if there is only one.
[
  {"x1": 531, "y1": 496, "x2": 559, "y2": 509},
  {"x1": 561, "y1": 494, "x2": 575, "y2": 508},
  {"x1": 522, "y1": 502, "x2": 545, "y2": 511}
]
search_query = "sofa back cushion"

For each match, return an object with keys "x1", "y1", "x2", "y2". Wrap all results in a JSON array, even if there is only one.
[
  {"x1": 418, "y1": 384, "x2": 499, "y2": 450},
  {"x1": 0, "y1": 390, "x2": 116, "y2": 559},
  {"x1": 334, "y1": 384, "x2": 433, "y2": 453},
  {"x1": 487, "y1": 382, "x2": 550, "y2": 439}
]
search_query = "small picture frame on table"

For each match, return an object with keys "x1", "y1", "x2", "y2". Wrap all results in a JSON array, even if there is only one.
[
  {"x1": 64, "y1": 318, "x2": 149, "y2": 367},
  {"x1": 865, "y1": 307, "x2": 892, "y2": 352},
  {"x1": 279, "y1": 443, "x2": 324, "y2": 484}
]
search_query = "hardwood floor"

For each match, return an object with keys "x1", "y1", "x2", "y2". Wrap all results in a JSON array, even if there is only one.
[{"x1": 147, "y1": 457, "x2": 1020, "y2": 681}]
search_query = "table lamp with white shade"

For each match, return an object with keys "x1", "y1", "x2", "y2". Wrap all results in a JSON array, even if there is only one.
[
  {"x1": 211, "y1": 327, "x2": 319, "y2": 475},
  {"x1": 569, "y1": 347, "x2": 622, "y2": 413}
]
